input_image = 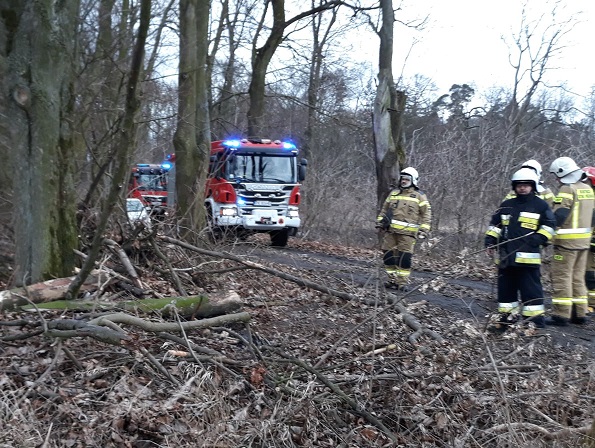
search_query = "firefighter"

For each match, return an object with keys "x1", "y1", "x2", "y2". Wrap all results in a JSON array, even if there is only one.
[
  {"x1": 582, "y1": 166, "x2": 595, "y2": 315},
  {"x1": 485, "y1": 168, "x2": 556, "y2": 330},
  {"x1": 502, "y1": 159, "x2": 555, "y2": 208},
  {"x1": 376, "y1": 167, "x2": 431, "y2": 290},
  {"x1": 548, "y1": 157, "x2": 595, "y2": 326}
]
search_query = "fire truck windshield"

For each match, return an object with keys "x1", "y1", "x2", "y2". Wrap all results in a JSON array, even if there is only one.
[
  {"x1": 228, "y1": 155, "x2": 296, "y2": 183},
  {"x1": 137, "y1": 174, "x2": 166, "y2": 191}
]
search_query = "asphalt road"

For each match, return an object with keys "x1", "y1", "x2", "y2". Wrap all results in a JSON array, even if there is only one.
[{"x1": 230, "y1": 241, "x2": 595, "y2": 357}]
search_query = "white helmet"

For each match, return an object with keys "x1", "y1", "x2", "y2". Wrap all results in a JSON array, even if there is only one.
[
  {"x1": 522, "y1": 159, "x2": 542, "y2": 179},
  {"x1": 511, "y1": 167, "x2": 539, "y2": 191},
  {"x1": 400, "y1": 167, "x2": 419, "y2": 187},
  {"x1": 549, "y1": 157, "x2": 582, "y2": 184}
]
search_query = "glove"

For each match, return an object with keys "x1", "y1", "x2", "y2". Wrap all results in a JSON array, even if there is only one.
[
  {"x1": 376, "y1": 215, "x2": 390, "y2": 230},
  {"x1": 418, "y1": 230, "x2": 428, "y2": 240}
]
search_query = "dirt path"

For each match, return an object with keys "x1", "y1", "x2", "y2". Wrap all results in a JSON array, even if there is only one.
[{"x1": 231, "y1": 240, "x2": 595, "y2": 357}]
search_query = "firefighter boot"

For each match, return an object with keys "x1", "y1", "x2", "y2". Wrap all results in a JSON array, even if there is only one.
[
  {"x1": 384, "y1": 280, "x2": 400, "y2": 290},
  {"x1": 488, "y1": 314, "x2": 516, "y2": 333},
  {"x1": 545, "y1": 315, "x2": 569, "y2": 326},
  {"x1": 524, "y1": 315, "x2": 545, "y2": 329},
  {"x1": 570, "y1": 305, "x2": 587, "y2": 325}
]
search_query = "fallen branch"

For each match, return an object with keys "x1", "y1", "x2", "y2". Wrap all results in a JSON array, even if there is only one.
[
  {"x1": 45, "y1": 319, "x2": 130, "y2": 345},
  {"x1": 160, "y1": 236, "x2": 443, "y2": 348},
  {"x1": 104, "y1": 238, "x2": 143, "y2": 290},
  {"x1": 482, "y1": 422, "x2": 590, "y2": 440},
  {"x1": 88, "y1": 311, "x2": 251, "y2": 332},
  {"x1": 159, "y1": 236, "x2": 355, "y2": 301}
]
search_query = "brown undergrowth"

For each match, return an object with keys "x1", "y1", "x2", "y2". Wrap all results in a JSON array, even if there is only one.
[{"x1": 0, "y1": 235, "x2": 594, "y2": 447}]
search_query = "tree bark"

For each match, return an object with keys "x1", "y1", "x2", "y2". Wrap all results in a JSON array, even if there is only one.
[
  {"x1": 247, "y1": 0, "x2": 340, "y2": 136},
  {"x1": 173, "y1": 0, "x2": 210, "y2": 239},
  {"x1": 373, "y1": 0, "x2": 406, "y2": 208},
  {"x1": 3, "y1": 0, "x2": 81, "y2": 285},
  {"x1": 0, "y1": 271, "x2": 113, "y2": 311},
  {"x1": 20, "y1": 293, "x2": 243, "y2": 319}
]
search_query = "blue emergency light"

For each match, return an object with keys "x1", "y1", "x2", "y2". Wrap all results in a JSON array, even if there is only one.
[{"x1": 223, "y1": 140, "x2": 241, "y2": 148}]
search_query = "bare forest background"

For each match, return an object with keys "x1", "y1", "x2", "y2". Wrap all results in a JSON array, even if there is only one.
[{"x1": 0, "y1": 0, "x2": 594, "y2": 286}]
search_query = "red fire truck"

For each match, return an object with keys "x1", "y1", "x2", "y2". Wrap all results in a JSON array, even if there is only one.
[
  {"x1": 128, "y1": 163, "x2": 172, "y2": 215},
  {"x1": 166, "y1": 138, "x2": 307, "y2": 246}
]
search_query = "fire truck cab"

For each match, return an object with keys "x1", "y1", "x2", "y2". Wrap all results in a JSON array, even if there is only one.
[
  {"x1": 128, "y1": 163, "x2": 171, "y2": 215},
  {"x1": 205, "y1": 138, "x2": 307, "y2": 246}
]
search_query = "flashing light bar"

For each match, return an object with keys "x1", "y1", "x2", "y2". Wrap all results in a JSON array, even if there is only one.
[
  {"x1": 161, "y1": 162, "x2": 172, "y2": 170},
  {"x1": 223, "y1": 140, "x2": 241, "y2": 148},
  {"x1": 222, "y1": 139, "x2": 297, "y2": 151},
  {"x1": 137, "y1": 163, "x2": 150, "y2": 167}
]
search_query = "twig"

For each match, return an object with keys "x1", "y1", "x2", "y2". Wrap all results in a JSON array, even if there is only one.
[
  {"x1": 138, "y1": 345, "x2": 180, "y2": 386},
  {"x1": 483, "y1": 422, "x2": 590, "y2": 439},
  {"x1": 263, "y1": 346, "x2": 399, "y2": 444},
  {"x1": 149, "y1": 235, "x2": 187, "y2": 296}
]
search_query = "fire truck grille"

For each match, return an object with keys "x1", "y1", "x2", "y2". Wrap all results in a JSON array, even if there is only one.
[{"x1": 235, "y1": 185, "x2": 294, "y2": 215}]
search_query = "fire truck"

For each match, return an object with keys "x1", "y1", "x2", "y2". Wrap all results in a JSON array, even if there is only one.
[
  {"x1": 128, "y1": 162, "x2": 172, "y2": 215},
  {"x1": 166, "y1": 138, "x2": 307, "y2": 246}
]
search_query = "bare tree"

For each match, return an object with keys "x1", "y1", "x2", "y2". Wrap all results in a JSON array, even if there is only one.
[
  {"x1": 173, "y1": 0, "x2": 211, "y2": 238},
  {"x1": 247, "y1": 0, "x2": 340, "y2": 136},
  {"x1": 1, "y1": 0, "x2": 81, "y2": 285},
  {"x1": 68, "y1": 0, "x2": 152, "y2": 298},
  {"x1": 504, "y1": 0, "x2": 576, "y2": 142},
  {"x1": 373, "y1": 0, "x2": 405, "y2": 208}
]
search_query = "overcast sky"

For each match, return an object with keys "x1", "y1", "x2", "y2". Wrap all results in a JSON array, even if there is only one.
[{"x1": 381, "y1": 0, "x2": 595, "y2": 100}]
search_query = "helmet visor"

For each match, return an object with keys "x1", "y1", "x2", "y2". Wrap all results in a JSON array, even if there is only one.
[{"x1": 400, "y1": 174, "x2": 413, "y2": 187}]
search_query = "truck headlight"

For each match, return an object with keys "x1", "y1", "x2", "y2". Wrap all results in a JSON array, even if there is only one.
[{"x1": 220, "y1": 207, "x2": 237, "y2": 216}]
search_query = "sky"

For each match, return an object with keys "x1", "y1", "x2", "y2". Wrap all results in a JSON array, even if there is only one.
[{"x1": 380, "y1": 0, "x2": 595, "y2": 101}]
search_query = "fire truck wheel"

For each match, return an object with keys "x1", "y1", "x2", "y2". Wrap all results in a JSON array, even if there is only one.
[{"x1": 270, "y1": 229, "x2": 289, "y2": 247}]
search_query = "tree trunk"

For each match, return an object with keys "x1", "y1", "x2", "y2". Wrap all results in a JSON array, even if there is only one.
[
  {"x1": 247, "y1": 0, "x2": 285, "y2": 137},
  {"x1": 2, "y1": 0, "x2": 81, "y2": 286},
  {"x1": 173, "y1": 0, "x2": 210, "y2": 239},
  {"x1": 373, "y1": 0, "x2": 406, "y2": 209}
]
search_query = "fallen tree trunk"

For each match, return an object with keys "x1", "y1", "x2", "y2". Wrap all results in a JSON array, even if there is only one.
[
  {"x1": 20, "y1": 292, "x2": 243, "y2": 318},
  {"x1": 0, "y1": 270, "x2": 113, "y2": 311}
]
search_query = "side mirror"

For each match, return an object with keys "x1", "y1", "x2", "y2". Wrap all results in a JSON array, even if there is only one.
[{"x1": 298, "y1": 158, "x2": 308, "y2": 182}]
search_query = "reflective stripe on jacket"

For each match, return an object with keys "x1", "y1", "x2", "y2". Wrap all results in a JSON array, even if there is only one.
[
  {"x1": 552, "y1": 181, "x2": 595, "y2": 250},
  {"x1": 377, "y1": 187, "x2": 431, "y2": 236},
  {"x1": 485, "y1": 193, "x2": 556, "y2": 268}
]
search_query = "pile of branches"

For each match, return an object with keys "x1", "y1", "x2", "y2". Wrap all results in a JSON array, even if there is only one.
[{"x1": 0, "y1": 233, "x2": 594, "y2": 447}]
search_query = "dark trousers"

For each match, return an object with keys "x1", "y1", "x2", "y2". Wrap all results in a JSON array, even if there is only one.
[{"x1": 498, "y1": 266, "x2": 544, "y2": 316}]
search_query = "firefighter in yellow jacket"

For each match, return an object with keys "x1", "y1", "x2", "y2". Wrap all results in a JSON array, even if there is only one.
[
  {"x1": 548, "y1": 157, "x2": 595, "y2": 326},
  {"x1": 502, "y1": 159, "x2": 555, "y2": 208},
  {"x1": 376, "y1": 167, "x2": 431, "y2": 290},
  {"x1": 582, "y1": 166, "x2": 595, "y2": 314}
]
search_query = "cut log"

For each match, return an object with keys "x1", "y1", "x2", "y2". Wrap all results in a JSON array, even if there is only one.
[
  {"x1": 0, "y1": 270, "x2": 113, "y2": 311},
  {"x1": 20, "y1": 291, "x2": 243, "y2": 318}
]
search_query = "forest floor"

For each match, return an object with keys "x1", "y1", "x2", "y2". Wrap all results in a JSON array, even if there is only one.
[{"x1": 1, "y1": 233, "x2": 594, "y2": 448}]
